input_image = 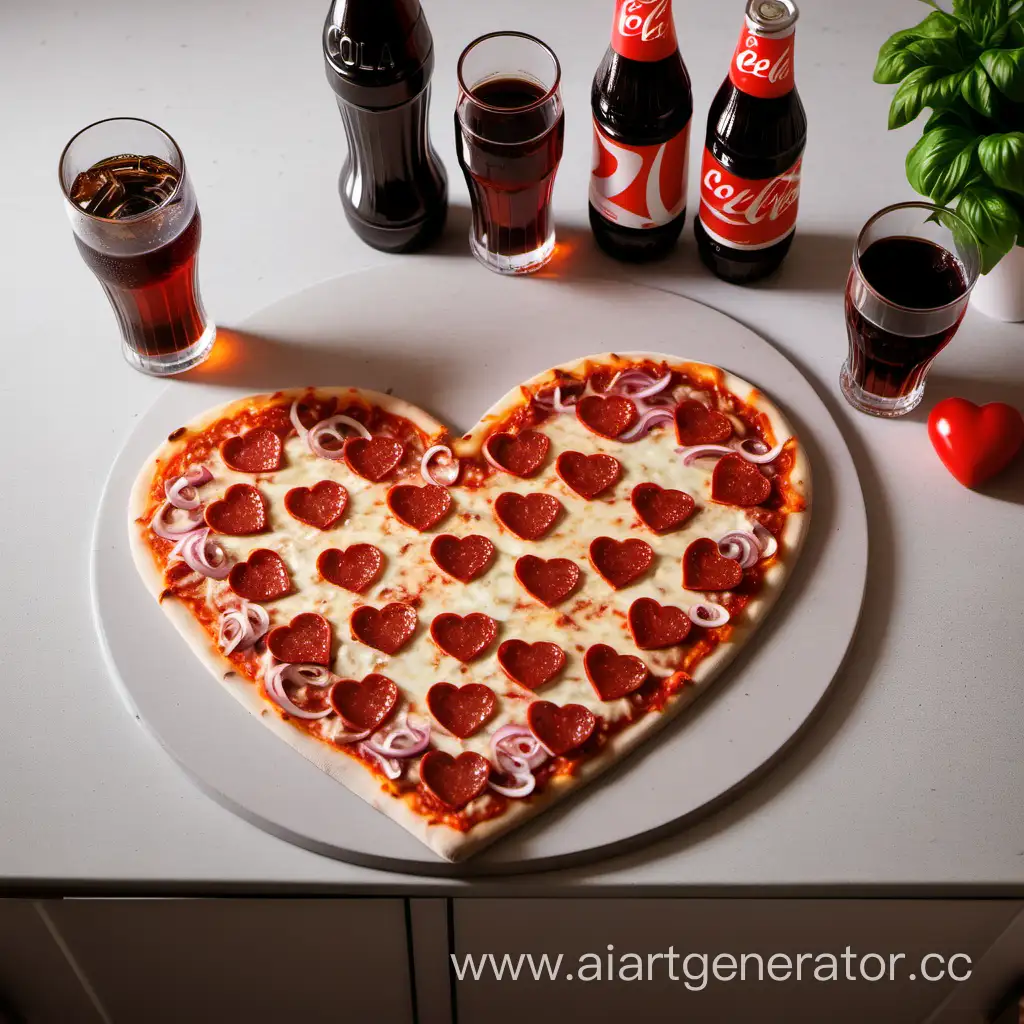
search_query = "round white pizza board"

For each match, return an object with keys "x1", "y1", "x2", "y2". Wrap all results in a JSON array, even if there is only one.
[{"x1": 93, "y1": 261, "x2": 867, "y2": 876}]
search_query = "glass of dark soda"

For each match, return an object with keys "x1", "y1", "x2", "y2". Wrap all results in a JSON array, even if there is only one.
[
  {"x1": 841, "y1": 202, "x2": 980, "y2": 418},
  {"x1": 456, "y1": 32, "x2": 564, "y2": 275},
  {"x1": 59, "y1": 118, "x2": 214, "y2": 376}
]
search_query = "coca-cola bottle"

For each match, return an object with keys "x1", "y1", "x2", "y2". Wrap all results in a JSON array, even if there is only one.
[
  {"x1": 694, "y1": 0, "x2": 806, "y2": 283},
  {"x1": 323, "y1": 0, "x2": 448, "y2": 253},
  {"x1": 590, "y1": 0, "x2": 694, "y2": 262}
]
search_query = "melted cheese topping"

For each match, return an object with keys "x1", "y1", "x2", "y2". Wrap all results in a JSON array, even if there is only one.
[{"x1": 189, "y1": 396, "x2": 759, "y2": 764}]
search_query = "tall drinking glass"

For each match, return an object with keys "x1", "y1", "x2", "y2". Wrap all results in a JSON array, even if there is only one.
[
  {"x1": 59, "y1": 118, "x2": 214, "y2": 376},
  {"x1": 840, "y1": 202, "x2": 980, "y2": 417},
  {"x1": 456, "y1": 32, "x2": 565, "y2": 275}
]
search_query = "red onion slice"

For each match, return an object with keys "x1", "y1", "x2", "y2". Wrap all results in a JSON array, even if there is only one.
[
  {"x1": 179, "y1": 528, "x2": 231, "y2": 580},
  {"x1": 492, "y1": 725, "x2": 548, "y2": 771},
  {"x1": 482, "y1": 436, "x2": 507, "y2": 473},
  {"x1": 420, "y1": 444, "x2": 460, "y2": 487},
  {"x1": 184, "y1": 464, "x2": 213, "y2": 487},
  {"x1": 752, "y1": 522, "x2": 779, "y2": 559},
  {"x1": 366, "y1": 714, "x2": 431, "y2": 759},
  {"x1": 265, "y1": 663, "x2": 335, "y2": 720},
  {"x1": 625, "y1": 371, "x2": 673, "y2": 400},
  {"x1": 152, "y1": 501, "x2": 205, "y2": 540},
  {"x1": 289, "y1": 400, "x2": 310, "y2": 441},
  {"x1": 688, "y1": 603, "x2": 731, "y2": 627},
  {"x1": 358, "y1": 742, "x2": 403, "y2": 780},
  {"x1": 218, "y1": 603, "x2": 270, "y2": 654},
  {"x1": 677, "y1": 444, "x2": 736, "y2": 466},
  {"x1": 551, "y1": 386, "x2": 578, "y2": 414},
  {"x1": 488, "y1": 771, "x2": 536, "y2": 799},
  {"x1": 735, "y1": 437, "x2": 786, "y2": 464},
  {"x1": 307, "y1": 414, "x2": 371, "y2": 459},
  {"x1": 619, "y1": 406, "x2": 675, "y2": 443},
  {"x1": 165, "y1": 476, "x2": 201, "y2": 511},
  {"x1": 717, "y1": 530, "x2": 760, "y2": 570}
]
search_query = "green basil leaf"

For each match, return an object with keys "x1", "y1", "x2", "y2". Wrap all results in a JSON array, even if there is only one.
[
  {"x1": 980, "y1": 47, "x2": 1024, "y2": 101},
  {"x1": 957, "y1": 184, "x2": 1021, "y2": 270},
  {"x1": 907, "y1": 35, "x2": 969, "y2": 71},
  {"x1": 925, "y1": 102, "x2": 976, "y2": 131},
  {"x1": 978, "y1": 131, "x2": 1024, "y2": 192},
  {"x1": 907, "y1": 126, "x2": 979, "y2": 204},
  {"x1": 890, "y1": 67, "x2": 968, "y2": 128},
  {"x1": 876, "y1": 14, "x2": 963, "y2": 82},
  {"x1": 875, "y1": 48, "x2": 927, "y2": 85},
  {"x1": 961, "y1": 63, "x2": 999, "y2": 116},
  {"x1": 914, "y1": 10, "x2": 967, "y2": 39}
]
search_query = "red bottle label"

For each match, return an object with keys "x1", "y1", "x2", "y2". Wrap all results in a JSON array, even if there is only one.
[
  {"x1": 728, "y1": 24, "x2": 796, "y2": 98},
  {"x1": 591, "y1": 119, "x2": 691, "y2": 229},
  {"x1": 610, "y1": 0, "x2": 678, "y2": 63},
  {"x1": 697, "y1": 150, "x2": 802, "y2": 250}
]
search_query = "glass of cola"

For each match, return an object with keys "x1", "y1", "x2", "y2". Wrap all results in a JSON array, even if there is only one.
[
  {"x1": 455, "y1": 32, "x2": 565, "y2": 275},
  {"x1": 841, "y1": 203, "x2": 980, "y2": 418},
  {"x1": 59, "y1": 118, "x2": 214, "y2": 376}
]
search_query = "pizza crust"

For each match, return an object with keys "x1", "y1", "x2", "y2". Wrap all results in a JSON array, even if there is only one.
[{"x1": 128, "y1": 360, "x2": 810, "y2": 864}]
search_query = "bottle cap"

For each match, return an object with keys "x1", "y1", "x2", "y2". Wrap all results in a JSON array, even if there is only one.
[{"x1": 745, "y1": 0, "x2": 799, "y2": 35}]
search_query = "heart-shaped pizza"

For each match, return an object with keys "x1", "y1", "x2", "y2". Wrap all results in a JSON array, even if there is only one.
[{"x1": 129, "y1": 353, "x2": 810, "y2": 861}]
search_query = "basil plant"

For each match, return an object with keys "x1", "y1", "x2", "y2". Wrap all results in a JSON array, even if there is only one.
[{"x1": 876, "y1": 0, "x2": 1024, "y2": 272}]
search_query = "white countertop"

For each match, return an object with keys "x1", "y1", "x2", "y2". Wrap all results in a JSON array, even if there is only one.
[{"x1": 4, "y1": 0, "x2": 1023, "y2": 893}]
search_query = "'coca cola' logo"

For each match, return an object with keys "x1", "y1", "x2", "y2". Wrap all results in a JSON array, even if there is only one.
[
  {"x1": 591, "y1": 118, "x2": 691, "y2": 230},
  {"x1": 697, "y1": 152, "x2": 802, "y2": 250},
  {"x1": 729, "y1": 25, "x2": 796, "y2": 99},
  {"x1": 611, "y1": 0, "x2": 678, "y2": 62}
]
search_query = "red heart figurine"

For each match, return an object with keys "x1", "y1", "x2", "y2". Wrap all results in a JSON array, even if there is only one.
[{"x1": 928, "y1": 397, "x2": 1024, "y2": 488}]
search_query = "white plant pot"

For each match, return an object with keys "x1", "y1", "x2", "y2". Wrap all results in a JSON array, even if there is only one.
[{"x1": 971, "y1": 244, "x2": 1024, "y2": 322}]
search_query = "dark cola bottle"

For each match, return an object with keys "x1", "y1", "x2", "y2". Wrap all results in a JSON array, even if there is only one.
[
  {"x1": 323, "y1": 0, "x2": 448, "y2": 253},
  {"x1": 590, "y1": 0, "x2": 693, "y2": 262},
  {"x1": 694, "y1": 0, "x2": 806, "y2": 283}
]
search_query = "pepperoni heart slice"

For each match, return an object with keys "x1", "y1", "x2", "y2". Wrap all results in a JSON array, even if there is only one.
[
  {"x1": 631, "y1": 482, "x2": 696, "y2": 534},
  {"x1": 267, "y1": 612, "x2": 332, "y2": 666},
  {"x1": 284, "y1": 480, "x2": 348, "y2": 530},
  {"x1": 527, "y1": 701, "x2": 597, "y2": 756},
  {"x1": 350, "y1": 602, "x2": 417, "y2": 654},
  {"x1": 711, "y1": 453, "x2": 771, "y2": 507},
  {"x1": 584, "y1": 644, "x2": 649, "y2": 701},
  {"x1": 515, "y1": 555, "x2": 582, "y2": 607},
  {"x1": 387, "y1": 484, "x2": 453, "y2": 532},
  {"x1": 576, "y1": 395, "x2": 638, "y2": 439},
  {"x1": 204, "y1": 483, "x2": 268, "y2": 536},
  {"x1": 430, "y1": 613, "x2": 498, "y2": 663},
  {"x1": 494, "y1": 492, "x2": 562, "y2": 541},
  {"x1": 426, "y1": 682, "x2": 497, "y2": 738},
  {"x1": 497, "y1": 640, "x2": 566, "y2": 690},
  {"x1": 343, "y1": 436, "x2": 405, "y2": 482},
  {"x1": 419, "y1": 750, "x2": 491, "y2": 810},
  {"x1": 430, "y1": 534, "x2": 496, "y2": 583},
  {"x1": 221, "y1": 427, "x2": 283, "y2": 474},
  {"x1": 682, "y1": 537, "x2": 744, "y2": 591},
  {"x1": 589, "y1": 536, "x2": 655, "y2": 590},
  {"x1": 675, "y1": 399, "x2": 733, "y2": 446},
  {"x1": 317, "y1": 544, "x2": 385, "y2": 593},
  {"x1": 555, "y1": 451, "x2": 621, "y2": 500},
  {"x1": 485, "y1": 430, "x2": 550, "y2": 478},
  {"x1": 228, "y1": 549, "x2": 292, "y2": 603},
  {"x1": 329, "y1": 673, "x2": 399, "y2": 732},
  {"x1": 627, "y1": 598, "x2": 692, "y2": 650}
]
